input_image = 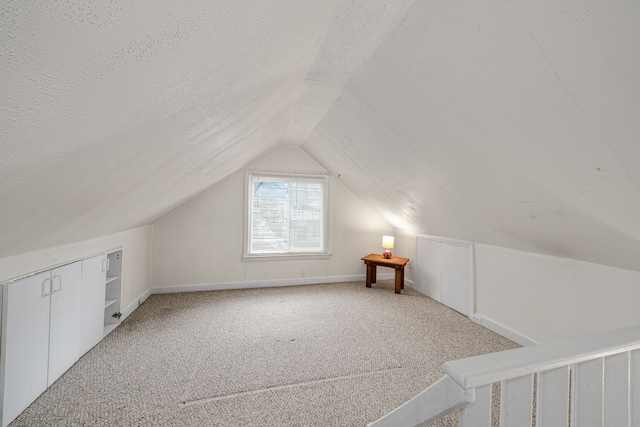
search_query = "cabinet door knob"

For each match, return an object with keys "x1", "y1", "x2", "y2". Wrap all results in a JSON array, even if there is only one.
[
  {"x1": 42, "y1": 278, "x2": 52, "y2": 297},
  {"x1": 52, "y1": 275, "x2": 62, "y2": 293}
]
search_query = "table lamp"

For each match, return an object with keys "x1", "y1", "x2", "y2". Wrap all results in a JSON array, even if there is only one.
[{"x1": 382, "y1": 235, "x2": 394, "y2": 259}]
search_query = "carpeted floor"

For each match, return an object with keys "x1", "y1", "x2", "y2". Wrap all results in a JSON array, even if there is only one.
[{"x1": 11, "y1": 280, "x2": 518, "y2": 426}]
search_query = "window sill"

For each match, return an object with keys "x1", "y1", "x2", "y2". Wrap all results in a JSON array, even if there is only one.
[{"x1": 242, "y1": 252, "x2": 332, "y2": 262}]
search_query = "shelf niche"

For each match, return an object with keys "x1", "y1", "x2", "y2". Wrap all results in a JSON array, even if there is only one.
[{"x1": 103, "y1": 250, "x2": 122, "y2": 336}]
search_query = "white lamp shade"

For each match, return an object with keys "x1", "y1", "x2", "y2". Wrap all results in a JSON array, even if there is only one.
[{"x1": 382, "y1": 235, "x2": 395, "y2": 249}]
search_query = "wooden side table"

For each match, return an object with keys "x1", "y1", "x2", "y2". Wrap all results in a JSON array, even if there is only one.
[{"x1": 361, "y1": 253, "x2": 410, "y2": 294}]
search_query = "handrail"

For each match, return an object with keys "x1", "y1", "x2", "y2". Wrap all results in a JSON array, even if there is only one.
[
  {"x1": 444, "y1": 323, "x2": 640, "y2": 389},
  {"x1": 368, "y1": 324, "x2": 640, "y2": 427},
  {"x1": 366, "y1": 376, "x2": 473, "y2": 427}
]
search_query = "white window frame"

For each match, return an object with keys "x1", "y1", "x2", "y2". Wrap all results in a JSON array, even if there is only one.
[{"x1": 243, "y1": 171, "x2": 331, "y2": 261}]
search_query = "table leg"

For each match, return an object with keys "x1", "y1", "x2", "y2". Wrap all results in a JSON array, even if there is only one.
[
  {"x1": 371, "y1": 265, "x2": 377, "y2": 284},
  {"x1": 365, "y1": 262, "x2": 372, "y2": 288},
  {"x1": 395, "y1": 267, "x2": 404, "y2": 294}
]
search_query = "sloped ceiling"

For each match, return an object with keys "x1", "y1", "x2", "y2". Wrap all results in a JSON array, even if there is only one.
[
  {"x1": 2, "y1": 1, "x2": 640, "y2": 271},
  {"x1": 0, "y1": 0, "x2": 408, "y2": 257},
  {"x1": 304, "y1": 0, "x2": 640, "y2": 270}
]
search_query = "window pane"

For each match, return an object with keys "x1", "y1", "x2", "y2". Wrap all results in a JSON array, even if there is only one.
[
  {"x1": 247, "y1": 174, "x2": 327, "y2": 256},
  {"x1": 289, "y1": 181, "x2": 322, "y2": 251},
  {"x1": 251, "y1": 180, "x2": 289, "y2": 253}
]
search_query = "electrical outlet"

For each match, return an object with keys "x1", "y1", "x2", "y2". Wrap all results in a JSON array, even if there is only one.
[{"x1": 300, "y1": 270, "x2": 306, "y2": 278}]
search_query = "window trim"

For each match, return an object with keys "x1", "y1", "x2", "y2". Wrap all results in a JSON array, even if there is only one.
[{"x1": 243, "y1": 171, "x2": 331, "y2": 261}]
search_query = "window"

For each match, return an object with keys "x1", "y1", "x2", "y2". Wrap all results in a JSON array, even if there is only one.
[{"x1": 244, "y1": 172, "x2": 330, "y2": 259}]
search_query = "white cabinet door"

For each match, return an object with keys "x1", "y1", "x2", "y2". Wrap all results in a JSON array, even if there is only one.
[
  {"x1": 79, "y1": 254, "x2": 107, "y2": 355},
  {"x1": 48, "y1": 262, "x2": 82, "y2": 386},
  {"x1": 440, "y1": 241, "x2": 473, "y2": 316},
  {"x1": 414, "y1": 238, "x2": 446, "y2": 299},
  {"x1": 2, "y1": 273, "x2": 51, "y2": 427},
  {"x1": 415, "y1": 235, "x2": 473, "y2": 316}
]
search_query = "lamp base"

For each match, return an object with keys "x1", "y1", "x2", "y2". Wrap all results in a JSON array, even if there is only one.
[{"x1": 383, "y1": 249, "x2": 392, "y2": 259}]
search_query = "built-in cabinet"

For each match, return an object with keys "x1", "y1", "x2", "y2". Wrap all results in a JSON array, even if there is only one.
[
  {"x1": 0, "y1": 249, "x2": 123, "y2": 427},
  {"x1": 79, "y1": 254, "x2": 108, "y2": 355},
  {"x1": 104, "y1": 250, "x2": 122, "y2": 335},
  {"x1": 414, "y1": 234, "x2": 474, "y2": 316}
]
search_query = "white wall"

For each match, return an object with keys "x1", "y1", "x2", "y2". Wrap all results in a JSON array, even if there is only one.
[
  {"x1": 151, "y1": 146, "x2": 396, "y2": 288},
  {"x1": 0, "y1": 226, "x2": 152, "y2": 311},
  {"x1": 303, "y1": 0, "x2": 640, "y2": 275},
  {"x1": 393, "y1": 228, "x2": 416, "y2": 282},
  {"x1": 475, "y1": 244, "x2": 640, "y2": 343}
]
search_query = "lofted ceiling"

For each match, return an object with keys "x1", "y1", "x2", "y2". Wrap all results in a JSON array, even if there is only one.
[{"x1": 2, "y1": 1, "x2": 640, "y2": 271}]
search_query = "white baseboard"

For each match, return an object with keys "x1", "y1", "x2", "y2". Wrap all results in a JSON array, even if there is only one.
[
  {"x1": 123, "y1": 275, "x2": 400, "y2": 323},
  {"x1": 151, "y1": 274, "x2": 397, "y2": 294},
  {"x1": 471, "y1": 314, "x2": 539, "y2": 346},
  {"x1": 121, "y1": 287, "x2": 153, "y2": 321},
  {"x1": 126, "y1": 280, "x2": 536, "y2": 349}
]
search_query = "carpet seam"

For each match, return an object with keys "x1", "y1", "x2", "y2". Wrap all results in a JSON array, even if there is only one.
[{"x1": 180, "y1": 366, "x2": 404, "y2": 406}]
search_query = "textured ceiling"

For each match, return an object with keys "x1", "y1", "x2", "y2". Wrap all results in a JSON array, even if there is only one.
[
  {"x1": 2, "y1": 0, "x2": 640, "y2": 271},
  {"x1": 0, "y1": 0, "x2": 406, "y2": 257},
  {"x1": 304, "y1": 0, "x2": 640, "y2": 270}
]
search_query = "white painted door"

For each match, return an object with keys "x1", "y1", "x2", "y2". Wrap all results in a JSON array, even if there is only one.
[
  {"x1": 414, "y1": 237, "x2": 446, "y2": 300},
  {"x1": 48, "y1": 262, "x2": 82, "y2": 386},
  {"x1": 79, "y1": 254, "x2": 107, "y2": 355},
  {"x1": 440, "y1": 241, "x2": 473, "y2": 315},
  {"x1": 414, "y1": 235, "x2": 473, "y2": 316},
  {"x1": 2, "y1": 273, "x2": 51, "y2": 427}
]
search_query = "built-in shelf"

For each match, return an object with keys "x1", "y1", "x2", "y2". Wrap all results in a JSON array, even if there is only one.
[{"x1": 103, "y1": 250, "x2": 122, "y2": 337}]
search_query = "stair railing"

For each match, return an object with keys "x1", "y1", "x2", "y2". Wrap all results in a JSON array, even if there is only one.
[{"x1": 368, "y1": 324, "x2": 640, "y2": 427}]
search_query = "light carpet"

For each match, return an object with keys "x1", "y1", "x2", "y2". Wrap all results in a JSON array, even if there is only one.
[{"x1": 11, "y1": 281, "x2": 518, "y2": 426}]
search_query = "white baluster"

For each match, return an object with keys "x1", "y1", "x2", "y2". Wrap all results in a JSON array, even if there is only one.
[
  {"x1": 501, "y1": 374, "x2": 533, "y2": 426},
  {"x1": 573, "y1": 359, "x2": 604, "y2": 427},
  {"x1": 631, "y1": 349, "x2": 640, "y2": 426},
  {"x1": 460, "y1": 384, "x2": 491, "y2": 427},
  {"x1": 604, "y1": 352, "x2": 629, "y2": 426},
  {"x1": 537, "y1": 366, "x2": 569, "y2": 426}
]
